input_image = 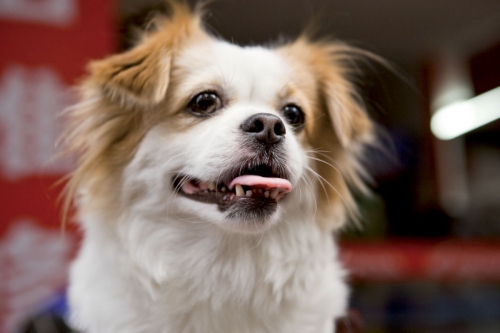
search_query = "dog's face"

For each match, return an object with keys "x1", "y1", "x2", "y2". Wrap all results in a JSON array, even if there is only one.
[
  {"x1": 127, "y1": 41, "x2": 308, "y2": 233},
  {"x1": 65, "y1": 3, "x2": 373, "y2": 233}
]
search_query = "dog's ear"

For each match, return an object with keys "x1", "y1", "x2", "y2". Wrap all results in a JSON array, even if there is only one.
[
  {"x1": 320, "y1": 69, "x2": 373, "y2": 148},
  {"x1": 280, "y1": 38, "x2": 374, "y2": 230},
  {"x1": 89, "y1": 41, "x2": 172, "y2": 106},
  {"x1": 314, "y1": 48, "x2": 374, "y2": 229},
  {"x1": 61, "y1": 1, "x2": 207, "y2": 221},
  {"x1": 87, "y1": 1, "x2": 205, "y2": 107},
  {"x1": 301, "y1": 40, "x2": 374, "y2": 148},
  {"x1": 281, "y1": 38, "x2": 374, "y2": 147}
]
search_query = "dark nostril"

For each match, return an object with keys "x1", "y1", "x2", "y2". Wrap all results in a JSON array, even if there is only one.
[
  {"x1": 241, "y1": 113, "x2": 286, "y2": 145},
  {"x1": 251, "y1": 120, "x2": 264, "y2": 133},
  {"x1": 274, "y1": 122, "x2": 286, "y2": 136}
]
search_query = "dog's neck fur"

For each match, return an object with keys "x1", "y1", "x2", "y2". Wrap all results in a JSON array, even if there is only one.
[{"x1": 69, "y1": 197, "x2": 348, "y2": 333}]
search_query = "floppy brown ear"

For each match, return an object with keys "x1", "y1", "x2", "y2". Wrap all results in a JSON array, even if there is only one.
[
  {"x1": 282, "y1": 38, "x2": 374, "y2": 146},
  {"x1": 322, "y1": 75, "x2": 373, "y2": 147},
  {"x1": 87, "y1": 1, "x2": 205, "y2": 106},
  {"x1": 314, "y1": 54, "x2": 374, "y2": 230},
  {"x1": 89, "y1": 41, "x2": 172, "y2": 106},
  {"x1": 61, "y1": 1, "x2": 206, "y2": 222},
  {"x1": 311, "y1": 41, "x2": 374, "y2": 147},
  {"x1": 279, "y1": 38, "x2": 375, "y2": 230}
]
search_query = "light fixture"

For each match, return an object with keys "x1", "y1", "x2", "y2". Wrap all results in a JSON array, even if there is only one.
[{"x1": 431, "y1": 86, "x2": 500, "y2": 140}]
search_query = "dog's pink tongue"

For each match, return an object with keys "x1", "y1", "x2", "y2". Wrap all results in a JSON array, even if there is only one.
[{"x1": 229, "y1": 175, "x2": 292, "y2": 193}]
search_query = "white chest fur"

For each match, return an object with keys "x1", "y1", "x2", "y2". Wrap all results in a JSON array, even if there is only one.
[{"x1": 68, "y1": 210, "x2": 348, "y2": 333}]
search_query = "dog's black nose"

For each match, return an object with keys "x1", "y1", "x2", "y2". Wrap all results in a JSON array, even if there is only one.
[{"x1": 241, "y1": 113, "x2": 286, "y2": 144}]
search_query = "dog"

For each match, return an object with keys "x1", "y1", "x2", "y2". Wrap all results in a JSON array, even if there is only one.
[{"x1": 63, "y1": 2, "x2": 375, "y2": 332}]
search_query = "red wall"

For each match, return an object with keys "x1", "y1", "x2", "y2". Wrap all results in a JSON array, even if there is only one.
[{"x1": 0, "y1": 1, "x2": 115, "y2": 331}]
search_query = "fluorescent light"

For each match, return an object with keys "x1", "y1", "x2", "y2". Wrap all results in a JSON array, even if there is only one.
[{"x1": 431, "y1": 86, "x2": 500, "y2": 140}]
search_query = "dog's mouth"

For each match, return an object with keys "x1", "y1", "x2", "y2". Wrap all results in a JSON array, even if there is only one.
[{"x1": 172, "y1": 163, "x2": 292, "y2": 217}]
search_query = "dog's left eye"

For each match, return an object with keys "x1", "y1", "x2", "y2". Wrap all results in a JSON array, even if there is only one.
[
  {"x1": 282, "y1": 104, "x2": 305, "y2": 129},
  {"x1": 188, "y1": 92, "x2": 222, "y2": 116}
]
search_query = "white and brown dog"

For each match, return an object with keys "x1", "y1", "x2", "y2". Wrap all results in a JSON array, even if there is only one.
[{"x1": 64, "y1": 2, "x2": 374, "y2": 332}]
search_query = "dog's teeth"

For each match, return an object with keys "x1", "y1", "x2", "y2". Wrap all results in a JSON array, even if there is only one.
[
  {"x1": 264, "y1": 191, "x2": 270, "y2": 198},
  {"x1": 270, "y1": 189, "x2": 279, "y2": 199},
  {"x1": 221, "y1": 187, "x2": 226, "y2": 192},
  {"x1": 235, "y1": 184, "x2": 244, "y2": 197},
  {"x1": 258, "y1": 189, "x2": 263, "y2": 194},
  {"x1": 246, "y1": 190, "x2": 252, "y2": 197},
  {"x1": 208, "y1": 182, "x2": 216, "y2": 191}
]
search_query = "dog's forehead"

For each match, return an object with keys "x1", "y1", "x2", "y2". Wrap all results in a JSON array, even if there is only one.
[{"x1": 175, "y1": 40, "x2": 291, "y2": 103}]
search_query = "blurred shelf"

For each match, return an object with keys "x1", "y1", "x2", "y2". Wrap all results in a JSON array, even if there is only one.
[{"x1": 340, "y1": 239, "x2": 500, "y2": 282}]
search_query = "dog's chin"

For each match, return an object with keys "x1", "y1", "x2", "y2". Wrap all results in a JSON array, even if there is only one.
[
  {"x1": 221, "y1": 217, "x2": 279, "y2": 234},
  {"x1": 221, "y1": 198, "x2": 279, "y2": 233},
  {"x1": 174, "y1": 193, "x2": 280, "y2": 233}
]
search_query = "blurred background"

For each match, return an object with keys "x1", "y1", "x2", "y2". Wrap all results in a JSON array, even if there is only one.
[{"x1": 1, "y1": 0, "x2": 500, "y2": 332}]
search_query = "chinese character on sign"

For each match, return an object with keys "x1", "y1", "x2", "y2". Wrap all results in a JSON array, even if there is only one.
[
  {"x1": 0, "y1": 66, "x2": 73, "y2": 179},
  {"x1": 0, "y1": 0, "x2": 77, "y2": 26}
]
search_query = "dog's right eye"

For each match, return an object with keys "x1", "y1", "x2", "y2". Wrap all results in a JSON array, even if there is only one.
[{"x1": 187, "y1": 92, "x2": 222, "y2": 116}]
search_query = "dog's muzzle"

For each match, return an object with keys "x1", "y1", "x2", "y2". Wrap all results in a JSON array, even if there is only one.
[{"x1": 171, "y1": 113, "x2": 292, "y2": 220}]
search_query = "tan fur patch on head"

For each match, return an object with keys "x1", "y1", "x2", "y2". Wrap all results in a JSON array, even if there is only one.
[
  {"x1": 61, "y1": 1, "x2": 206, "y2": 221},
  {"x1": 278, "y1": 37, "x2": 375, "y2": 230},
  {"x1": 90, "y1": 1, "x2": 207, "y2": 107}
]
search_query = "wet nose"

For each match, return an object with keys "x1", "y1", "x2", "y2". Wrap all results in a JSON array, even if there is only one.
[{"x1": 240, "y1": 113, "x2": 286, "y2": 144}]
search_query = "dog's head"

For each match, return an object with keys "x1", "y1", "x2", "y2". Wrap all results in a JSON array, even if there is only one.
[{"x1": 64, "y1": 2, "x2": 374, "y2": 233}]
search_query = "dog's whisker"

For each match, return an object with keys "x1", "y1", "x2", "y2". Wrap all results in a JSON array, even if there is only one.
[
  {"x1": 297, "y1": 178, "x2": 303, "y2": 205},
  {"x1": 301, "y1": 172, "x2": 319, "y2": 223},
  {"x1": 160, "y1": 151, "x2": 191, "y2": 169},
  {"x1": 312, "y1": 151, "x2": 344, "y2": 169},
  {"x1": 304, "y1": 151, "x2": 349, "y2": 189},
  {"x1": 304, "y1": 165, "x2": 330, "y2": 204},
  {"x1": 306, "y1": 155, "x2": 343, "y2": 178},
  {"x1": 304, "y1": 165, "x2": 357, "y2": 219},
  {"x1": 250, "y1": 224, "x2": 265, "y2": 249},
  {"x1": 274, "y1": 219, "x2": 288, "y2": 245}
]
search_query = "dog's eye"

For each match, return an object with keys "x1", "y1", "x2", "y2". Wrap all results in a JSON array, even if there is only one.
[
  {"x1": 188, "y1": 92, "x2": 222, "y2": 116},
  {"x1": 282, "y1": 104, "x2": 305, "y2": 129}
]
